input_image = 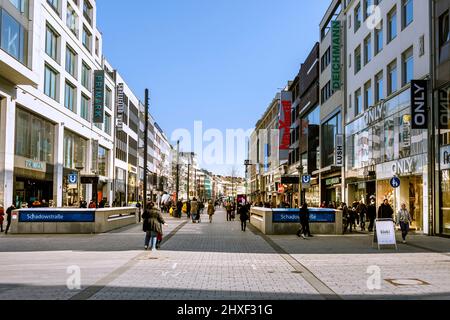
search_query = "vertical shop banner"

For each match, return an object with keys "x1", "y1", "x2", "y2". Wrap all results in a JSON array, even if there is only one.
[
  {"x1": 116, "y1": 83, "x2": 125, "y2": 131},
  {"x1": 335, "y1": 134, "x2": 344, "y2": 167},
  {"x1": 279, "y1": 91, "x2": 292, "y2": 162},
  {"x1": 331, "y1": 21, "x2": 341, "y2": 91},
  {"x1": 411, "y1": 80, "x2": 428, "y2": 130},
  {"x1": 91, "y1": 139, "x2": 99, "y2": 174},
  {"x1": 93, "y1": 71, "x2": 105, "y2": 124},
  {"x1": 439, "y1": 89, "x2": 449, "y2": 129}
]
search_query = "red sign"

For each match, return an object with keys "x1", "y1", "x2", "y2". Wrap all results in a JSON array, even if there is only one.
[
  {"x1": 278, "y1": 184, "x2": 286, "y2": 194},
  {"x1": 279, "y1": 100, "x2": 292, "y2": 150}
]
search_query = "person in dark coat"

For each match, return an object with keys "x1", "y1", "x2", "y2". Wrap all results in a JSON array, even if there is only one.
[
  {"x1": 142, "y1": 202, "x2": 167, "y2": 251},
  {"x1": 238, "y1": 204, "x2": 250, "y2": 232},
  {"x1": 367, "y1": 199, "x2": 377, "y2": 232},
  {"x1": 177, "y1": 200, "x2": 183, "y2": 218},
  {"x1": 297, "y1": 203, "x2": 312, "y2": 239},
  {"x1": 357, "y1": 202, "x2": 368, "y2": 231},
  {"x1": 4, "y1": 204, "x2": 15, "y2": 235},
  {"x1": 378, "y1": 199, "x2": 394, "y2": 220}
]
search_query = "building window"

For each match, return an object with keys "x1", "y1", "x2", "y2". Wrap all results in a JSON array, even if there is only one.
[
  {"x1": 321, "y1": 47, "x2": 331, "y2": 73},
  {"x1": 105, "y1": 86, "x2": 112, "y2": 110},
  {"x1": 82, "y1": 25, "x2": 91, "y2": 52},
  {"x1": 375, "y1": 71, "x2": 384, "y2": 103},
  {"x1": 364, "y1": 34, "x2": 372, "y2": 65},
  {"x1": 45, "y1": 24, "x2": 59, "y2": 62},
  {"x1": 0, "y1": 9, "x2": 27, "y2": 64},
  {"x1": 402, "y1": 0, "x2": 413, "y2": 29},
  {"x1": 388, "y1": 59, "x2": 397, "y2": 95},
  {"x1": 15, "y1": 107, "x2": 54, "y2": 163},
  {"x1": 66, "y1": 4, "x2": 79, "y2": 37},
  {"x1": 65, "y1": 45, "x2": 77, "y2": 78},
  {"x1": 355, "y1": 45, "x2": 361, "y2": 74},
  {"x1": 80, "y1": 94, "x2": 90, "y2": 121},
  {"x1": 81, "y1": 61, "x2": 91, "y2": 89},
  {"x1": 83, "y1": 0, "x2": 93, "y2": 25},
  {"x1": 375, "y1": 21, "x2": 383, "y2": 55},
  {"x1": 9, "y1": 0, "x2": 29, "y2": 15},
  {"x1": 98, "y1": 146, "x2": 108, "y2": 177},
  {"x1": 354, "y1": 2, "x2": 362, "y2": 32},
  {"x1": 388, "y1": 6, "x2": 397, "y2": 43},
  {"x1": 104, "y1": 113, "x2": 111, "y2": 136},
  {"x1": 402, "y1": 47, "x2": 414, "y2": 86},
  {"x1": 355, "y1": 89, "x2": 362, "y2": 116},
  {"x1": 440, "y1": 10, "x2": 449, "y2": 48},
  {"x1": 44, "y1": 64, "x2": 58, "y2": 100},
  {"x1": 321, "y1": 81, "x2": 333, "y2": 104},
  {"x1": 64, "y1": 130, "x2": 87, "y2": 170},
  {"x1": 363, "y1": 0, "x2": 373, "y2": 21},
  {"x1": 364, "y1": 80, "x2": 373, "y2": 110},
  {"x1": 321, "y1": 112, "x2": 342, "y2": 168},
  {"x1": 64, "y1": 81, "x2": 76, "y2": 112},
  {"x1": 46, "y1": 0, "x2": 60, "y2": 15}
]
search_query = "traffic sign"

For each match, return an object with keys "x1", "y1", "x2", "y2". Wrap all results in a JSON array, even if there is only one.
[
  {"x1": 302, "y1": 175, "x2": 311, "y2": 189},
  {"x1": 68, "y1": 174, "x2": 78, "y2": 184},
  {"x1": 390, "y1": 176, "x2": 401, "y2": 189}
]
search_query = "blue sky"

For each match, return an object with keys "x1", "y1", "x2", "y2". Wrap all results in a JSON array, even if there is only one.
[{"x1": 97, "y1": 0, "x2": 330, "y2": 176}]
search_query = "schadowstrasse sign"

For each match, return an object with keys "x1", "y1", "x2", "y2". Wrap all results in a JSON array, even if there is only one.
[{"x1": 411, "y1": 80, "x2": 428, "y2": 130}]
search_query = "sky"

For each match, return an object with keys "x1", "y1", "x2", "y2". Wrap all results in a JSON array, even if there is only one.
[{"x1": 96, "y1": 0, "x2": 331, "y2": 177}]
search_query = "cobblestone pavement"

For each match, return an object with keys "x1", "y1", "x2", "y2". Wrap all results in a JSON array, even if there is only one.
[{"x1": 0, "y1": 208, "x2": 449, "y2": 300}]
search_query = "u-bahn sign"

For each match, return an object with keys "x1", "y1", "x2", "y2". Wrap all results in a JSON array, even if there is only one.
[{"x1": 411, "y1": 80, "x2": 428, "y2": 130}]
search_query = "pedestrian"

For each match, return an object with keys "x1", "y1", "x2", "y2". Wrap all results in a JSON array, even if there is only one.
[
  {"x1": 238, "y1": 204, "x2": 249, "y2": 232},
  {"x1": 378, "y1": 199, "x2": 394, "y2": 220},
  {"x1": 187, "y1": 200, "x2": 191, "y2": 219},
  {"x1": 352, "y1": 201, "x2": 360, "y2": 228},
  {"x1": 397, "y1": 203, "x2": 412, "y2": 244},
  {"x1": 297, "y1": 203, "x2": 312, "y2": 239},
  {"x1": 79, "y1": 198, "x2": 88, "y2": 208},
  {"x1": 348, "y1": 205, "x2": 356, "y2": 233},
  {"x1": 226, "y1": 202, "x2": 232, "y2": 221},
  {"x1": 142, "y1": 202, "x2": 167, "y2": 251},
  {"x1": 88, "y1": 200, "x2": 97, "y2": 209},
  {"x1": 207, "y1": 200, "x2": 215, "y2": 223},
  {"x1": 191, "y1": 197, "x2": 199, "y2": 223},
  {"x1": 367, "y1": 199, "x2": 376, "y2": 232},
  {"x1": 340, "y1": 202, "x2": 349, "y2": 234},
  {"x1": 4, "y1": 204, "x2": 15, "y2": 235},
  {"x1": 320, "y1": 201, "x2": 327, "y2": 208},
  {"x1": 357, "y1": 201, "x2": 368, "y2": 231},
  {"x1": 0, "y1": 206, "x2": 4, "y2": 233}
]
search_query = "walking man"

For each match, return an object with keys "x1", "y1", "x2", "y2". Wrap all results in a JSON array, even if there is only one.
[
  {"x1": 297, "y1": 203, "x2": 312, "y2": 239},
  {"x1": 397, "y1": 203, "x2": 412, "y2": 244},
  {"x1": 207, "y1": 200, "x2": 215, "y2": 223},
  {"x1": 367, "y1": 199, "x2": 376, "y2": 232},
  {"x1": 238, "y1": 204, "x2": 250, "y2": 232}
]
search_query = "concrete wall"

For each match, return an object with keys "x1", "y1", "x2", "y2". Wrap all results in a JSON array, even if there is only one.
[
  {"x1": 9, "y1": 207, "x2": 138, "y2": 234},
  {"x1": 250, "y1": 207, "x2": 343, "y2": 235}
]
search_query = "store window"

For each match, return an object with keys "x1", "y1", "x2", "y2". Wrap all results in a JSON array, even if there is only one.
[
  {"x1": 15, "y1": 108, "x2": 54, "y2": 163},
  {"x1": 98, "y1": 146, "x2": 108, "y2": 177},
  {"x1": 63, "y1": 130, "x2": 87, "y2": 171}
]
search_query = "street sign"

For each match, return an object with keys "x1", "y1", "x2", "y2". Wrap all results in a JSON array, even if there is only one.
[
  {"x1": 390, "y1": 176, "x2": 401, "y2": 189},
  {"x1": 68, "y1": 174, "x2": 78, "y2": 185},
  {"x1": 302, "y1": 175, "x2": 311, "y2": 189}
]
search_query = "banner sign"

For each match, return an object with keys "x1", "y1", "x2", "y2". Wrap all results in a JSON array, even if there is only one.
[
  {"x1": 116, "y1": 83, "x2": 125, "y2": 131},
  {"x1": 335, "y1": 134, "x2": 344, "y2": 167},
  {"x1": 272, "y1": 208, "x2": 336, "y2": 223},
  {"x1": 374, "y1": 220, "x2": 397, "y2": 247},
  {"x1": 91, "y1": 139, "x2": 99, "y2": 174},
  {"x1": 19, "y1": 211, "x2": 95, "y2": 223},
  {"x1": 411, "y1": 80, "x2": 428, "y2": 130},
  {"x1": 93, "y1": 70, "x2": 105, "y2": 124},
  {"x1": 279, "y1": 91, "x2": 292, "y2": 162},
  {"x1": 331, "y1": 21, "x2": 341, "y2": 91},
  {"x1": 439, "y1": 89, "x2": 449, "y2": 129}
]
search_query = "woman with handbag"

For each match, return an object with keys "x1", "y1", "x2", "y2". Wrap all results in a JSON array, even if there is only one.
[{"x1": 142, "y1": 202, "x2": 167, "y2": 251}]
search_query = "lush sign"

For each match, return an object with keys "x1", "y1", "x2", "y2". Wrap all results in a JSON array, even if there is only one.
[
  {"x1": 93, "y1": 71, "x2": 105, "y2": 123},
  {"x1": 331, "y1": 21, "x2": 341, "y2": 91},
  {"x1": 411, "y1": 80, "x2": 428, "y2": 130},
  {"x1": 335, "y1": 134, "x2": 344, "y2": 167}
]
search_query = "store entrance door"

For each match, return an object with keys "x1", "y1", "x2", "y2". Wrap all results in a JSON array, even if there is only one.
[{"x1": 408, "y1": 176, "x2": 423, "y2": 231}]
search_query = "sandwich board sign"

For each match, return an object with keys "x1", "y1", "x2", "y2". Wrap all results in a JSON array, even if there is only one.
[{"x1": 373, "y1": 219, "x2": 398, "y2": 250}]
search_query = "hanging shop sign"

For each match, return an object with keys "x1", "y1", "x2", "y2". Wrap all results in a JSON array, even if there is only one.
[
  {"x1": 116, "y1": 83, "x2": 125, "y2": 131},
  {"x1": 325, "y1": 177, "x2": 341, "y2": 187},
  {"x1": 331, "y1": 21, "x2": 341, "y2": 91},
  {"x1": 279, "y1": 91, "x2": 292, "y2": 162},
  {"x1": 441, "y1": 145, "x2": 450, "y2": 170},
  {"x1": 439, "y1": 88, "x2": 449, "y2": 129},
  {"x1": 93, "y1": 70, "x2": 105, "y2": 124},
  {"x1": 411, "y1": 80, "x2": 428, "y2": 130},
  {"x1": 335, "y1": 134, "x2": 344, "y2": 167}
]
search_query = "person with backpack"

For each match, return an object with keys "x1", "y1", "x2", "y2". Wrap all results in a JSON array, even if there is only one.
[{"x1": 142, "y1": 202, "x2": 167, "y2": 251}]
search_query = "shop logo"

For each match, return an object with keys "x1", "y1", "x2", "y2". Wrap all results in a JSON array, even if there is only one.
[
  {"x1": 335, "y1": 134, "x2": 344, "y2": 167},
  {"x1": 411, "y1": 80, "x2": 428, "y2": 130},
  {"x1": 25, "y1": 160, "x2": 43, "y2": 171},
  {"x1": 364, "y1": 104, "x2": 384, "y2": 126},
  {"x1": 391, "y1": 158, "x2": 414, "y2": 176}
]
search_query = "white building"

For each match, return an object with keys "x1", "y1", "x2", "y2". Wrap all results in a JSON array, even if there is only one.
[
  {"x1": 0, "y1": 0, "x2": 115, "y2": 208},
  {"x1": 344, "y1": 0, "x2": 431, "y2": 233}
]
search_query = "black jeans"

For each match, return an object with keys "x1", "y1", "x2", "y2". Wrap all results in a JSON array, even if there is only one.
[
  {"x1": 227, "y1": 211, "x2": 231, "y2": 221},
  {"x1": 5, "y1": 218, "x2": 11, "y2": 234},
  {"x1": 368, "y1": 219, "x2": 375, "y2": 232},
  {"x1": 297, "y1": 221, "x2": 310, "y2": 236},
  {"x1": 400, "y1": 222, "x2": 410, "y2": 241},
  {"x1": 241, "y1": 220, "x2": 247, "y2": 231}
]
